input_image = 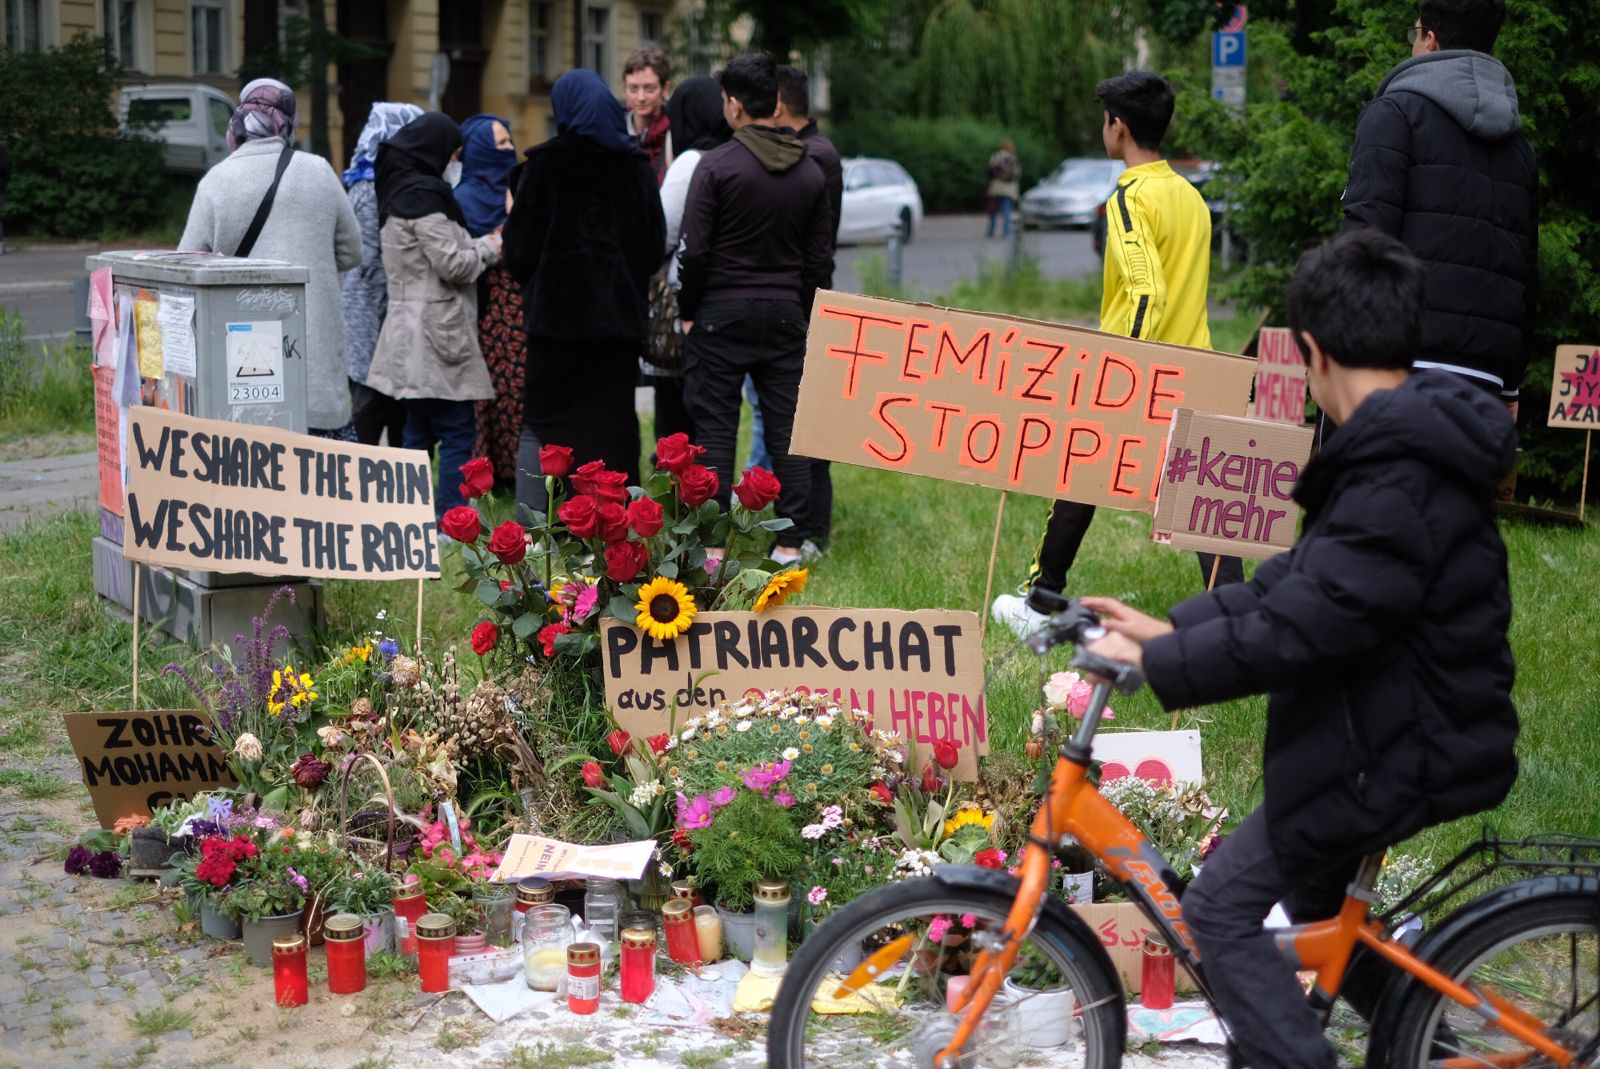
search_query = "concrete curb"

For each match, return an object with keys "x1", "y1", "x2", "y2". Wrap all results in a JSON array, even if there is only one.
[{"x1": 0, "y1": 280, "x2": 72, "y2": 298}]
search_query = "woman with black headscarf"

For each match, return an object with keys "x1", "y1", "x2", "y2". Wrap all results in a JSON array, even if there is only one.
[
  {"x1": 503, "y1": 69, "x2": 666, "y2": 511},
  {"x1": 365, "y1": 112, "x2": 503, "y2": 519}
]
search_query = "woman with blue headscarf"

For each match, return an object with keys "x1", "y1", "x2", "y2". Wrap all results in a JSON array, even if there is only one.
[
  {"x1": 454, "y1": 114, "x2": 524, "y2": 492},
  {"x1": 503, "y1": 69, "x2": 666, "y2": 511},
  {"x1": 340, "y1": 101, "x2": 423, "y2": 446}
]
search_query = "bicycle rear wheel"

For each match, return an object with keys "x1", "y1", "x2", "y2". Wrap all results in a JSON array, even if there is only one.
[
  {"x1": 766, "y1": 873, "x2": 1125, "y2": 1069},
  {"x1": 1385, "y1": 887, "x2": 1600, "y2": 1069}
]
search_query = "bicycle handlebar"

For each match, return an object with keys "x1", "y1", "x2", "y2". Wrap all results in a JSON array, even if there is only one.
[{"x1": 1020, "y1": 588, "x2": 1146, "y2": 695}]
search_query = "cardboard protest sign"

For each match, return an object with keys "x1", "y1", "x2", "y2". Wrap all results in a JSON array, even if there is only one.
[
  {"x1": 601, "y1": 607, "x2": 987, "y2": 780},
  {"x1": 1072, "y1": 902, "x2": 1198, "y2": 993},
  {"x1": 1547, "y1": 345, "x2": 1600, "y2": 429},
  {"x1": 1093, "y1": 730, "x2": 1203, "y2": 787},
  {"x1": 63, "y1": 710, "x2": 237, "y2": 828},
  {"x1": 792, "y1": 291, "x2": 1257, "y2": 512},
  {"x1": 1151, "y1": 409, "x2": 1313, "y2": 561},
  {"x1": 490, "y1": 835, "x2": 657, "y2": 883},
  {"x1": 122, "y1": 406, "x2": 441, "y2": 579},
  {"x1": 1250, "y1": 327, "x2": 1308, "y2": 425}
]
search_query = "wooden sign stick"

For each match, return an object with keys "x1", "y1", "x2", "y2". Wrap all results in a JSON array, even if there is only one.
[
  {"x1": 1175, "y1": 557, "x2": 1226, "y2": 729},
  {"x1": 978, "y1": 491, "x2": 1009, "y2": 643},
  {"x1": 131, "y1": 562, "x2": 142, "y2": 709},
  {"x1": 415, "y1": 578, "x2": 425, "y2": 653}
]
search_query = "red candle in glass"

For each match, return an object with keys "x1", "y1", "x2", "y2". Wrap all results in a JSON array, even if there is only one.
[
  {"x1": 273, "y1": 934, "x2": 309, "y2": 1007},
  {"x1": 1140, "y1": 933, "x2": 1175, "y2": 1010},
  {"x1": 323, "y1": 913, "x2": 367, "y2": 995},
  {"x1": 670, "y1": 879, "x2": 705, "y2": 909},
  {"x1": 416, "y1": 913, "x2": 456, "y2": 994},
  {"x1": 393, "y1": 881, "x2": 427, "y2": 961},
  {"x1": 567, "y1": 942, "x2": 601, "y2": 1014},
  {"x1": 620, "y1": 926, "x2": 656, "y2": 1004},
  {"x1": 661, "y1": 899, "x2": 701, "y2": 965}
]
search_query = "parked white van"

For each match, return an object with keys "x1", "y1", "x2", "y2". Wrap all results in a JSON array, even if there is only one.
[{"x1": 118, "y1": 84, "x2": 236, "y2": 175}]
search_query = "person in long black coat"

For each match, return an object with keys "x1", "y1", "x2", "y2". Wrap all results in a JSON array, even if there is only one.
[
  {"x1": 502, "y1": 69, "x2": 666, "y2": 509},
  {"x1": 1082, "y1": 232, "x2": 1518, "y2": 1069}
]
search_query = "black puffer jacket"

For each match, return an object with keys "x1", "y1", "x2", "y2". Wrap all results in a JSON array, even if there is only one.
[
  {"x1": 1340, "y1": 51, "x2": 1537, "y2": 398},
  {"x1": 1142, "y1": 372, "x2": 1519, "y2": 876}
]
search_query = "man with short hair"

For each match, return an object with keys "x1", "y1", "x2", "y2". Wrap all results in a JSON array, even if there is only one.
[
  {"x1": 677, "y1": 52, "x2": 833, "y2": 565},
  {"x1": 623, "y1": 46, "x2": 673, "y2": 184},
  {"x1": 992, "y1": 70, "x2": 1241, "y2": 638},
  {"x1": 1341, "y1": 0, "x2": 1537, "y2": 405}
]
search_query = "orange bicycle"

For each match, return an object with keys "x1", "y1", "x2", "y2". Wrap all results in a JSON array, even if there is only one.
[{"x1": 766, "y1": 594, "x2": 1599, "y2": 1069}]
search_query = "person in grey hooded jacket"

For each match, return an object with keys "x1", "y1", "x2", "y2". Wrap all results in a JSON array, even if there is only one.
[{"x1": 1340, "y1": 0, "x2": 1537, "y2": 402}]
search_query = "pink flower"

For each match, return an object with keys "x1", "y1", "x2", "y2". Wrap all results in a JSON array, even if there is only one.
[
  {"x1": 704, "y1": 556, "x2": 722, "y2": 577},
  {"x1": 772, "y1": 759, "x2": 793, "y2": 781},
  {"x1": 820, "y1": 805, "x2": 843, "y2": 828},
  {"x1": 773, "y1": 789, "x2": 796, "y2": 808},
  {"x1": 807, "y1": 886, "x2": 828, "y2": 906},
  {"x1": 676, "y1": 792, "x2": 714, "y2": 830},
  {"x1": 927, "y1": 915, "x2": 951, "y2": 943},
  {"x1": 802, "y1": 823, "x2": 828, "y2": 840},
  {"x1": 1045, "y1": 670, "x2": 1115, "y2": 720},
  {"x1": 961, "y1": 913, "x2": 977, "y2": 928},
  {"x1": 709, "y1": 786, "x2": 738, "y2": 808},
  {"x1": 570, "y1": 582, "x2": 601, "y2": 624}
]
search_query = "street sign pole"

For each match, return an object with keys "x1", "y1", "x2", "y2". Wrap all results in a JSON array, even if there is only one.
[{"x1": 1211, "y1": 30, "x2": 1247, "y2": 110}]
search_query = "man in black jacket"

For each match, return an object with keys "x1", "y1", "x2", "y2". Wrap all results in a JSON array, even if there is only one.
[
  {"x1": 1340, "y1": 0, "x2": 1537, "y2": 403},
  {"x1": 1085, "y1": 231, "x2": 1518, "y2": 1069},
  {"x1": 678, "y1": 51, "x2": 833, "y2": 563}
]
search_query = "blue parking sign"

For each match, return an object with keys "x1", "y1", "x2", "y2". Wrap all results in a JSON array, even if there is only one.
[{"x1": 1213, "y1": 31, "x2": 1246, "y2": 68}]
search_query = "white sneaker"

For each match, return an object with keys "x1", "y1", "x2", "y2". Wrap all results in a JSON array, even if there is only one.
[
  {"x1": 799, "y1": 539, "x2": 823, "y2": 563},
  {"x1": 991, "y1": 592, "x2": 1048, "y2": 639}
]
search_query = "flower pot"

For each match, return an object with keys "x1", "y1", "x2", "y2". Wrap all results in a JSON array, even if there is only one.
[
  {"x1": 361, "y1": 909, "x2": 395, "y2": 956},
  {"x1": 1001, "y1": 976, "x2": 1076, "y2": 1049},
  {"x1": 454, "y1": 930, "x2": 488, "y2": 955},
  {"x1": 716, "y1": 905, "x2": 756, "y2": 962},
  {"x1": 242, "y1": 911, "x2": 304, "y2": 967},
  {"x1": 200, "y1": 898, "x2": 241, "y2": 940},
  {"x1": 128, "y1": 827, "x2": 176, "y2": 874}
]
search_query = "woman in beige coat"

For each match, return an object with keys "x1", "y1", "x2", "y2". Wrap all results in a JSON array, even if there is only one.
[{"x1": 365, "y1": 113, "x2": 501, "y2": 517}]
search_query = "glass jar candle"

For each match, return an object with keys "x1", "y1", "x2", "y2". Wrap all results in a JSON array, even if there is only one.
[
  {"x1": 473, "y1": 882, "x2": 516, "y2": 948},
  {"x1": 323, "y1": 912, "x2": 367, "y2": 995},
  {"x1": 619, "y1": 925, "x2": 656, "y2": 1004},
  {"x1": 661, "y1": 898, "x2": 701, "y2": 965},
  {"x1": 583, "y1": 878, "x2": 622, "y2": 943},
  {"x1": 670, "y1": 879, "x2": 705, "y2": 908},
  {"x1": 751, "y1": 879, "x2": 792, "y2": 976},
  {"x1": 521, "y1": 903, "x2": 573, "y2": 991},
  {"x1": 566, "y1": 942, "x2": 601, "y2": 1014},
  {"x1": 514, "y1": 877, "x2": 553, "y2": 942},
  {"x1": 392, "y1": 881, "x2": 428, "y2": 964},
  {"x1": 693, "y1": 905, "x2": 722, "y2": 964},
  {"x1": 1141, "y1": 933, "x2": 1175, "y2": 1010},
  {"x1": 273, "y1": 933, "x2": 309, "y2": 1007},
  {"x1": 416, "y1": 913, "x2": 456, "y2": 994}
]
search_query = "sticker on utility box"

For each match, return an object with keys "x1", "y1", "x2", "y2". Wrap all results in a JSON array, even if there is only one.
[{"x1": 226, "y1": 321, "x2": 285, "y2": 405}]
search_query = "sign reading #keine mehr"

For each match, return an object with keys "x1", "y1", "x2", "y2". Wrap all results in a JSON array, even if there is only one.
[{"x1": 601, "y1": 607, "x2": 986, "y2": 780}]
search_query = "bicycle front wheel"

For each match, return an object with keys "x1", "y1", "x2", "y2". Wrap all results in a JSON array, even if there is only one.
[
  {"x1": 766, "y1": 872, "x2": 1125, "y2": 1069},
  {"x1": 1385, "y1": 886, "x2": 1600, "y2": 1069}
]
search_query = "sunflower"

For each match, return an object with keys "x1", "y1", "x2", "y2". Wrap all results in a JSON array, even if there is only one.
[
  {"x1": 635, "y1": 576, "x2": 697, "y2": 641},
  {"x1": 943, "y1": 804, "x2": 996, "y2": 839},
  {"x1": 754, "y1": 568, "x2": 809, "y2": 612}
]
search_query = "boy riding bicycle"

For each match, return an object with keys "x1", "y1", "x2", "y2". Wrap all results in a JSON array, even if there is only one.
[{"x1": 1085, "y1": 230, "x2": 1519, "y2": 1069}]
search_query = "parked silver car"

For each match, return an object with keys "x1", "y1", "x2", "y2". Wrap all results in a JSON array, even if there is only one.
[
  {"x1": 837, "y1": 158, "x2": 924, "y2": 244},
  {"x1": 1020, "y1": 157, "x2": 1126, "y2": 229},
  {"x1": 119, "y1": 84, "x2": 236, "y2": 175}
]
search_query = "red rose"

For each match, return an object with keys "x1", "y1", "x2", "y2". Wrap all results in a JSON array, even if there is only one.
[
  {"x1": 556, "y1": 495, "x2": 601, "y2": 539},
  {"x1": 539, "y1": 444, "x2": 574, "y2": 478},
  {"x1": 607, "y1": 729, "x2": 631, "y2": 757},
  {"x1": 869, "y1": 782, "x2": 893, "y2": 806},
  {"x1": 647, "y1": 733, "x2": 669, "y2": 755},
  {"x1": 537, "y1": 621, "x2": 569, "y2": 658},
  {"x1": 933, "y1": 739, "x2": 959, "y2": 770},
  {"x1": 597, "y1": 502, "x2": 630, "y2": 544},
  {"x1": 733, "y1": 466, "x2": 782, "y2": 511},
  {"x1": 439, "y1": 506, "x2": 483, "y2": 543},
  {"x1": 604, "y1": 540, "x2": 649, "y2": 582},
  {"x1": 655, "y1": 432, "x2": 706, "y2": 474},
  {"x1": 671, "y1": 827, "x2": 693, "y2": 853},
  {"x1": 470, "y1": 620, "x2": 499, "y2": 656},
  {"x1": 499, "y1": 579, "x2": 513, "y2": 592},
  {"x1": 678, "y1": 464, "x2": 719, "y2": 507},
  {"x1": 627, "y1": 496, "x2": 664, "y2": 538},
  {"x1": 581, "y1": 760, "x2": 605, "y2": 788},
  {"x1": 459, "y1": 457, "x2": 494, "y2": 500},
  {"x1": 486, "y1": 521, "x2": 527, "y2": 564},
  {"x1": 921, "y1": 763, "x2": 943, "y2": 793},
  {"x1": 974, "y1": 848, "x2": 1004, "y2": 870},
  {"x1": 593, "y1": 471, "x2": 632, "y2": 506},
  {"x1": 571, "y1": 460, "x2": 607, "y2": 496}
]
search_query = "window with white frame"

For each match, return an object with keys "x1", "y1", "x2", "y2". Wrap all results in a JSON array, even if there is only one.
[
  {"x1": 191, "y1": 0, "x2": 226, "y2": 75},
  {"x1": 528, "y1": 0, "x2": 552, "y2": 84},
  {"x1": 639, "y1": 9, "x2": 663, "y2": 47},
  {"x1": 103, "y1": 0, "x2": 142, "y2": 70},
  {"x1": 3, "y1": 0, "x2": 44, "y2": 51},
  {"x1": 583, "y1": 4, "x2": 610, "y2": 81}
]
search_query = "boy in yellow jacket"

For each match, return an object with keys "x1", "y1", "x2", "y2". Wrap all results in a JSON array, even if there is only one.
[{"x1": 994, "y1": 70, "x2": 1242, "y2": 638}]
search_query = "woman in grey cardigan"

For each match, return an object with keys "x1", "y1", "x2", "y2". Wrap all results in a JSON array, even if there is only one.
[
  {"x1": 365, "y1": 113, "x2": 501, "y2": 518},
  {"x1": 178, "y1": 79, "x2": 362, "y2": 437}
]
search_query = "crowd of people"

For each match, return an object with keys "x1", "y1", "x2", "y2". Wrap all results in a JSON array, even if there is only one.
[{"x1": 177, "y1": 48, "x2": 843, "y2": 556}]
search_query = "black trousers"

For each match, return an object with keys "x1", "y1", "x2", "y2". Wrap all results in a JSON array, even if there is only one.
[
  {"x1": 518, "y1": 335, "x2": 641, "y2": 513},
  {"x1": 682, "y1": 299, "x2": 810, "y2": 548},
  {"x1": 350, "y1": 379, "x2": 406, "y2": 448},
  {"x1": 1026, "y1": 499, "x2": 1243, "y2": 594},
  {"x1": 649, "y1": 373, "x2": 694, "y2": 444}
]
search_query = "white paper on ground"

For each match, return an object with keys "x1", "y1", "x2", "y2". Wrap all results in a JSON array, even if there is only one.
[
  {"x1": 638, "y1": 960, "x2": 749, "y2": 1027},
  {"x1": 1127, "y1": 1000, "x2": 1227, "y2": 1044},
  {"x1": 461, "y1": 979, "x2": 561, "y2": 1023}
]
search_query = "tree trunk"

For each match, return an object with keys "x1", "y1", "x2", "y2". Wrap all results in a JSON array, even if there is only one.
[{"x1": 306, "y1": 0, "x2": 331, "y2": 160}]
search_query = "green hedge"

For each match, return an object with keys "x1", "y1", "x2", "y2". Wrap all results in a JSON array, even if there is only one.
[{"x1": 830, "y1": 117, "x2": 1060, "y2": 215}]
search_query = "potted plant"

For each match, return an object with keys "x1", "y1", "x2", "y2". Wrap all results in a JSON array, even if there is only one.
[
  {"x1": 332, "y1": 867, "x2": 399, "y2": 955},
  {"x1": 1000, "y1": 941, "x2": 1078, "y2": 1050},
  {"x1": 232, "y1": 868, "x2": 308, "y2": 966},
  {"x1": 281, "y1": 840, "x2": 348, "y2": 946},
  {"x1": 683, "y1": 790, "x2": 805, "y2": 961},
  {"x1": 176, "y1": 832, "x2": 258, "y2": 940}
]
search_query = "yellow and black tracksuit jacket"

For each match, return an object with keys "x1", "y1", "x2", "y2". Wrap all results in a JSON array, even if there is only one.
[{"x1": 1099, "y1": 159, "x2": 1211, "y2": 349}]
